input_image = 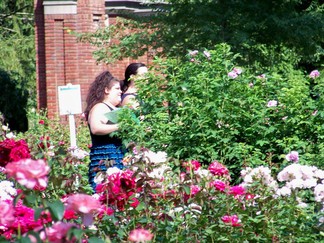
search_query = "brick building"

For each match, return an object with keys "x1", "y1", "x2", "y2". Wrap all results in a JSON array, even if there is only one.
[{"x1": 34, "y1": 0, "x2": 153, "y2": 119}]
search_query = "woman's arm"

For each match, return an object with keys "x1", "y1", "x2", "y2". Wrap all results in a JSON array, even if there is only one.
[{"x1": 88, "y1": 103, "x2": 119, "y2": 135}]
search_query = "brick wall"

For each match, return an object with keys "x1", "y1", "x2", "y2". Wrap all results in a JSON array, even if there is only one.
[{"x1": 34, "y1": 0, "x2": 149, "y2": 120}]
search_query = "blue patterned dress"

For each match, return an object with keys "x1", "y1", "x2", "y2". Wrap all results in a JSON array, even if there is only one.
[{"x1": 88, "y1": 103, "x2": 125, "y2": 192}]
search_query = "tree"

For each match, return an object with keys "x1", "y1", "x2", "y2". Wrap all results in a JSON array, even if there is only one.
[
  {"x1": 0, "y1": 0, "x2": 35, "y2": 131},
  {"x1": 82, "y1": 0, "x2": 324, "y2": 69}
]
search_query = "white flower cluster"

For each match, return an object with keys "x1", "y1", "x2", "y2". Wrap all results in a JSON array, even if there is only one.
[
  {"x1": 277, "y1": 164, "x2": 323, "y2": 189},
  {"x1": 240, "y1": 166, "x2": 278, "y2": 190},
  {"x1": 0, "y1": 180, "x2": 17, "y2": 201},
  {"x1": 194, "y1": 168, "x2": 212, "y2": 180},
  {"x1": 314, "y1": 183, "x2": 324, "y2": 203},
  {"x1": 143, "y1": 150, "x2": 167, "y2": 164},
  {"x1": 69, "y1": 147, "x2": 89, "y2": 160},
  {"x1": 276, "y1": 164, "x2": 324, "y2": 204},
  {"x1": 147, "y1": 164, "x2": 171, "y2": 180}
]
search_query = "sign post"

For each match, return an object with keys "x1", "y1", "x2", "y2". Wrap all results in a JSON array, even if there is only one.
[{"x1": 58, "y1": 84, "x2": 82, "y2": 148}]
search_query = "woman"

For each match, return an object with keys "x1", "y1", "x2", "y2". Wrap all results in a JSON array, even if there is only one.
[
  {"x1": 84, "y1": 71, "x2": 125, "y2": 192},
  {"x1": 121, "y1": 63, "x2": 148, "y2": 108}
]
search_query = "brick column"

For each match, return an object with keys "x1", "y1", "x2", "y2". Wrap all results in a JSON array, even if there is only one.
[
  {"x1": 34, "y1": 0, "x2": 47, "y2": 110},
  {"x1": 37, "y1": 0, "x2": 107, "y2": 119},
  {"x1": 34, "y1": 0, "x2": 151, "y2": 120}
]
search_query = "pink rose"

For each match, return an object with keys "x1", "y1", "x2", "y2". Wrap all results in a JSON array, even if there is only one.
[
  {"x1": 5, "y1": 159, "x2": 50, "y2": 190},
  {"x1": 257, "y1": 74, "x2": 266, "y2": 79},
  {"x1": 309, "y1": 70, "x2": 320, "y2": 79},
  {"x1": 208, "y1": 161, "x2": 229, "y2": 177},
  {"x1": 285, "y1": 151, "x2": 299, "y2": 163},
  {"x1": 41, "y1": 222, "x2": 77, "y2": 243},
  {"x1": 267, "y1": 100, "x2": 278, "y2": 107},
  {"x1": 210, "y1": 180, "x2": 227, "y2": 192},
  {"x1": 63, "y1": 209, "x2": 78, "y2": 220},
  {"x1": 190, "y1": 185, "x2": 201, "y2": 196},
  {"x1": 66, "y1": 193, "x2": 101, "y2": 214},
  {"x1": 0, "y1": 200, "x2": 15, "y2": 226},
  {"x1": 98, "y1": 205, "x2": 114, "y2": 219},
  {"x1": 189, "y1": 50, "x2": 199, "y2": 56},
  {"x1": 221, "y1": 214, "x2": 242, "y2": 227},
  {"x1": 66, "y1": 193, "x2": 101, "y2": 226},
  {"x1": 228, "y1": 67, "x2": 242, "y2": 79},
  {"x1": 128, "y1": 228, "x2": 154, "y2": 242},
  {"x1": 228, "y1": 71, "x2": 238, "y2": 79},
  {"x1": 183, "y1": 160, "x2": 201, "y2": 172},
  {"x1": 233, "y1": 67, "x2": 242, "y2": 75},
  {"x1": 203, "y1": 50, "x2": 211, "y2": 59}
]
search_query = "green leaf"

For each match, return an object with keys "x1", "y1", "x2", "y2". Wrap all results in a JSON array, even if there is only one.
[
  {"x1": 47, "y1": 200, "x2": 65, "y2": 221},
  {"x1": 16, "y1": 237, "x2": 32, "y2": 243},
  {"x1": 87, "y1": 238, "x2": 105, "y2": 243},
  {"x1": 34, "y1": 207, "x2": 43, "y2": 221},
  {"x1": 183, "y1": 185, "x2": 190, "y2": 195},
  {"x1": 136, "y1": 201, "x2": 146, "y2": 211},
  {"x1": 104, "y1": 108, "x2": 121, "y2": 123}
]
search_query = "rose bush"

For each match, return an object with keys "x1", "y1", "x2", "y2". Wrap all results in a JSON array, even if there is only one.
[{"x1": 0, "y1": 141, "x2": 323, "y2": 242}]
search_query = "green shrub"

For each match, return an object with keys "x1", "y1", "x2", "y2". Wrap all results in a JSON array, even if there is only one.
[{"x1": 118, "y1": 44, "x2": 323, "y2": 181}]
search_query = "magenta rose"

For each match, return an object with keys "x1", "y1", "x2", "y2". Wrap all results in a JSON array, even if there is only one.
[
  {"x1": 208, "y1": 161, "x2": 229, "y2": 177},
  {"x1": 228, "y1": 185, "x2": 246, "y2": 198}
]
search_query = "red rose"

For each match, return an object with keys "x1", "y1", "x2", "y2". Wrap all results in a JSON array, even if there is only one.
[
  {"x1": 0, "y1": 139, "x2": 30, "y2": 166},
  {"x1": 0, "y1": 138, "x2": 16, "y2": 150},
  {"x1": 9, "y1": 144, "x2": 30, "y2": 162}
]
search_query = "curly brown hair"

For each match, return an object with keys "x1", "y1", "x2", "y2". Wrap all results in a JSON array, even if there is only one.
[{"x1": 84, "y1": 71, "x2": 120, "y2": 121}]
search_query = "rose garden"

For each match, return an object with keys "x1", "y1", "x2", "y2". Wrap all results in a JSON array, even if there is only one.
[{"x1": 0, "y1": 44, "x2": 323, "y2": 242}]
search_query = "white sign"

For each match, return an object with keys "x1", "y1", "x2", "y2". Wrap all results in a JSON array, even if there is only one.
[
  {"x1": 58, "y1": 84, "x2": 82, "y2": 115},
  {"x1": 58, "y1": 84, "x2": 82, "y2": 147}
]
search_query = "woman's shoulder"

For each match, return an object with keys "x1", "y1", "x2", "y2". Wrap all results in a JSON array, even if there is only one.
[
  {"x1": 121, "y1": 92, "x2": 137, "y2": 99},
  {"x1": 91, "y1": 102, "x2": 112, "y2": 113}
]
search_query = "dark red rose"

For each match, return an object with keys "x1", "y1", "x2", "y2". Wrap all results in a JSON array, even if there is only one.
[
  {"x1": 0, "y1": 139, "x2": 30, "y2": 166},
  {"x1": 9, "y1": 144, "x2": 31, "y2": 162}
]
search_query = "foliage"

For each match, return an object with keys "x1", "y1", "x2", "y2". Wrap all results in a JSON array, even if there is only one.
[
  {"x1": 80, "y1": 0, "x2": 324, "y2": 67},
  {"x1": 0, "y1": 0, "x2": 36, "y2": 132},
  {"x1": 117, "y1": 44, "x2": 323, "y2": 180}
]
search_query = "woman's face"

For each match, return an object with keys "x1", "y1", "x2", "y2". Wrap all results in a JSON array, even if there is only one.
[
  {"x1": 106, "y1": 81, "x2": 122, "y2": 105},
  {"x1": 136, "y1": 66, "x2": 148, "y2": 77}
]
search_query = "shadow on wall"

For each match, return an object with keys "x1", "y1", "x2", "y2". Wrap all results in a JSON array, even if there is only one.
[{"x1": 0, "y1": 68, "x2": 28, "y2": 132}]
